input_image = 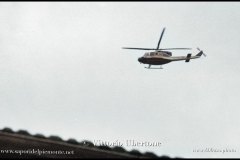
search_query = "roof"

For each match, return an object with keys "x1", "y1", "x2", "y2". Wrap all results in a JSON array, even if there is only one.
[{"x1": 0, "y1": 127, "x2": 173, "y2": 159}]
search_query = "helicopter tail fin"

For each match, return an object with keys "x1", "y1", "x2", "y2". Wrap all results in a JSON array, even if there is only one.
[
  {"x1": 185, "y1": 53, "x2": 191, "y2": 62},
  {"x1": 196, "y1": 51, "x2": 203, "y2": 57}
]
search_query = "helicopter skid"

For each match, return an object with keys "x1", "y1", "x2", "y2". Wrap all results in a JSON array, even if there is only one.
[{"x1": 144, "y1": 66, "x2": 163, "y2": 69}]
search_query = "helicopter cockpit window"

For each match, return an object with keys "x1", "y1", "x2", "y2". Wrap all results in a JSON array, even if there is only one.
[{"x1": 144, "y1": 53, "x2": 150, "y2": 56}]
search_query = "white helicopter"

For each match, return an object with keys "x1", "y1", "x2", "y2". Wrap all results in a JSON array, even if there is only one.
[{"x1": 123, "y1": 28, "x2": 206, "y2": 69}]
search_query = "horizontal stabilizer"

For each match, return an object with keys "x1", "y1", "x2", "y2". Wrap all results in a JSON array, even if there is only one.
[{"x1": 185, "y1": 54, "x2": 191, "y2": 62}]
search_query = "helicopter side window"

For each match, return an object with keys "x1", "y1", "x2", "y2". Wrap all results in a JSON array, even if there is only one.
[{"x1": 150, "y1": 52, "x2": 155, "y2": 56}]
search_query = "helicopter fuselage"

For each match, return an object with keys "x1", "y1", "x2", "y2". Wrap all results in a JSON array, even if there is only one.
[
  {"x1": 138, "y1": 51, "x2": 172, "y2": 65},
  {"x1": 138, "y1": 51, "x2": 203, "y2": 66}
]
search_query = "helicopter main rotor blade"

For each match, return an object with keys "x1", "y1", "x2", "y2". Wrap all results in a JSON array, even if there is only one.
[
  {"x1": 156, "y1": 27, "x2": 166, "y2": 50},
  {"x1": 122, "y1": 47, "x2": 192, "y2": 51},
  {"x1": 157, "y1": 48, "x2": 192, "y2": 50},
  {"x1": 122, "y1": 47, "x2": 156, "y2": 50}
]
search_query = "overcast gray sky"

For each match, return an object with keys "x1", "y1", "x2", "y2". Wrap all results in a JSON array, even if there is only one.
[{"x1": 1, "y1": 2, "x2": 240, "y2": 158}]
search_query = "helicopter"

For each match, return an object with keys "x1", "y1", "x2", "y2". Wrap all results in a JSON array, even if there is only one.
[{"x1": 122, "y1": 28, "x2": 206, "y2": 69}]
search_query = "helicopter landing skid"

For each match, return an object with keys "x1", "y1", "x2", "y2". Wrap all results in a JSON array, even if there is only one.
[{"x1": 144, "y1": 66, "x2": 163, "y2": 69}]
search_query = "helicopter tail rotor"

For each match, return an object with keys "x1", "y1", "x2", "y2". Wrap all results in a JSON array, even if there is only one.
[{"x1": 196, "y1": 48, "x2": 206, "y2": 57}]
